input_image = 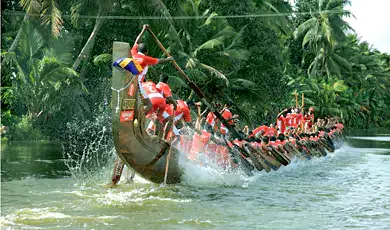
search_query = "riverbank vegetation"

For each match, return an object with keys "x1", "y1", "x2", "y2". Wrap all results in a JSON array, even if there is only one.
[{"x1": 2, "y1": 0, "x2": 389, "y2": 142}]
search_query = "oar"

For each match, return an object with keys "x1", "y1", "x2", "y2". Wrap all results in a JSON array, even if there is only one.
[
  {"x1": 110, "y1": 159, "x2": 125, "y2": 187},
  {"x1": 145, "y1": 142, "x2": 170, "y2": 167},
  {"x1": 145, "y1": 26, "x2": 240, "y2": 139},
  {"x1": 163, "y1": 140, "x2": 174, "y2": 185},
  {"x1": 301, "y1": 93, "x2": 305, "y2": 131}
]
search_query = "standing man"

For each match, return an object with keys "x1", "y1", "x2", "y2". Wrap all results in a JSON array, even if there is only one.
[{"x1": 131, "y1": 24, "x2": 174, "y2": 111}]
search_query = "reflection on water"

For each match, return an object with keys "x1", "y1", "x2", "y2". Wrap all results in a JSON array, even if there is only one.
[
  {"x1": 1, "y1": 141, "x2": 69, "y2": 182},
  {"x1": 1, "y1": 129, "x2": 390, "y2": 229}
]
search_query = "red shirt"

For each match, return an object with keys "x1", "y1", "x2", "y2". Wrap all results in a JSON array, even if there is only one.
[
  {"x1": 175, "y1": 100, "x2": 191, "y2": 123},
  {"x1": 131, "y1": 44, "x2": 159, "y2": 68},
  {"x1": 285, "y1": 114, "x2": 295, "y2": 127},
  {"x1": 275, "y1": 139, "x2": 284, "y2": 146},
  {"x1": 221, "y1": 109, "x2": 233, "y2": 125},
  {"x1": 191, "y1": 131, "x2": 211, "y2": 153},
  {"x1": 266, "y1": 128, "x2": 277, "y2": 137},
  {"x1": 292, "y1": 113, "x2": 303, "y2": 127},
  {"x1": 156, "y1": 82, "x2": 172, "y2": 98},
  {"x1": 252, "y1": 125, "x2": 269, "y2": 137},
  {"x1": 141, "y1": 81, "x2": 161, "y2": 96},
  {"x1": 335, "y1": 123, "x2": 344, "y2": 130},
  {"x1": 277, "y1": 116, "x2": 286, "y2": 134},
  {"x1": 206, "y1": 112, "x2": 218, "y2": 130}
]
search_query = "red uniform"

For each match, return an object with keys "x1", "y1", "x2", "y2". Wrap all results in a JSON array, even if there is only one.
[
  {"x1": 265, "y1": 128, "x2": 277, "y2": 137},
  {"x1": 178, "y1": 135, "x2": 191, "y2": 156},
  {"x1": 141, "y1": 81, "x2": 166, "y2": 115},
  {"x1": 304, "y1": 114, "x2": 314, "y2": 129},
  {"x1": 157, "y1": 104, "x2": 174, "y2": 124},
  {"x1": 291, "y1": 113, "x2": 303, "y2": 128},
  {"x1": 216, "y1": 145, "x2": 230, "y2": 166},
  {"x1": 284, "y1": 114, "x2": 295, "y2": 127},
  {"x1": 277, "y1": 115, "x2": 286, "y2": 134},
  {"x1": 188, "y1": 130, "x2": 211, "y2": 160},
  {"x1": 220, "y1": 109, "x2": 233, "y2": 134},
  {"x1": 335, "y1": 123, "x2": 344, "y2": 131},
  {"x1": 252, "y1": 125, "x2": 269, "y2": 137},
  {"x1": 174, "y1": 100, "x2": 191, "y2": 123},
  {"x1": 275, "y1": 139, "x2": 285, "y2": 146},
  {"x1": 131, "y1": 44, "x2": 160, "y2": 99},
  {"x1": 206, "y1": 141, "x2": 218, "y2": 159},
  {"x1": 233, "y1": 139, "x2": 243, "y2": 148},
  {"x1": 156, "y1": 82, "x2": 173, "y2": 98},
  {"x1": 206, "y1": 112, "x2": 218, "y2": 130},
  {"x1": 131, "y1": 44, "x2": 159, "y2": 69}
]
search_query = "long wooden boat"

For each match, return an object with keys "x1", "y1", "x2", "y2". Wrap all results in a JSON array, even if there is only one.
[
  {"x1": 111, "y1": 42, "x2": 181, "y2": 184},
  {"x1": 111, "y1": 42, "x2": 344, "y2": 185}
]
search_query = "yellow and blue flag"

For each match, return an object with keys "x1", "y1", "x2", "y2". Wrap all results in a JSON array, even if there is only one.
[{"x1": 113, "y1": 58, "x2": 143, "y2": 75}]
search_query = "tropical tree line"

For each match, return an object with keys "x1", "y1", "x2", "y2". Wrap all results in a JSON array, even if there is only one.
[{"x1": 1, "y1": 0, "x2": 389, "y2": 141}]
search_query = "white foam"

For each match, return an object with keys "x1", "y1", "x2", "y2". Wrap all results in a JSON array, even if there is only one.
[
  {"x1": 179, "y1": 152, "x2": 253, "y2": 187},
  {"x1": 348, "y1": 136, "x2": 390, "y2": 141},
  {"x1": 96, "y1": 188, "x2": 191, "y2": 206}
]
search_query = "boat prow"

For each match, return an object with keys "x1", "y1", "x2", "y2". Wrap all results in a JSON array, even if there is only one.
[{"x1": 111, "y1": 42, "x2": 182, "y2": 184}]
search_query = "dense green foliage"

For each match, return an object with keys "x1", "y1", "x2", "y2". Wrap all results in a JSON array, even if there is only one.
[{"x1": 1, "y1": 0, "x2": 390, "y2": 141}]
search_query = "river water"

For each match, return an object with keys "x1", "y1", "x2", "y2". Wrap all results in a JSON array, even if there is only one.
[{"x1": 1, "y1": 129, "x2": 390, "y2": 229}]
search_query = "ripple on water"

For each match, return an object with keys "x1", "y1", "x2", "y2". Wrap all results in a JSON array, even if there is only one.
[{"x1": 2, "y1": 138, "x2": 390, "y2": 229}]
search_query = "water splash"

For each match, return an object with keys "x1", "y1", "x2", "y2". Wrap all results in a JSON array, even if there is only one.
[
  {"x1": 178, "y1": 151, "x2": 253, "y2": 187},
  {"x1": 62, "y1": 110, "x2": 116, "y2": 183}
]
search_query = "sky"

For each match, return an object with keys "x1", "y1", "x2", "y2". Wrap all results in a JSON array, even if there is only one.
[{"x1": 344, "y1": 0, "x2": 390, "y2": 53}]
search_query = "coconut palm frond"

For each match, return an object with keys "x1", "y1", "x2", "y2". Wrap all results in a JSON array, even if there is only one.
[
  {"x1": 199, "y1": 63, "x2": 229, "y2": 86},
  {"x1": 41, "y1": 0, "x2": 63, "y2": 37}
]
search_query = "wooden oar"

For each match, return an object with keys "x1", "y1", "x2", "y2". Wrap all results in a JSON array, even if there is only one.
[
  {"x1": 110, "y1": 159, "x2": 125, "y2": 186},
  {"x1": 301, "y1": 93, "x2": 305, "y2": 131},
  {"x1": 163, "y1": 141, "x2": 174, "y2": 185},
  {"x1": 145, "y1": 26, "x2": 240, "y2": 139},
  {"x1": 145, "y1": 142, "x2": 170, "y2": 167}
]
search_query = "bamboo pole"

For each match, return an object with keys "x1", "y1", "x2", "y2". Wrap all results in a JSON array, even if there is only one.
[
  {"x1": 163, "y1": 144, "x2": 173, "y2": 185},
  {"x1": 301, "y1": 93, "x2": 305, "y2": 131}
]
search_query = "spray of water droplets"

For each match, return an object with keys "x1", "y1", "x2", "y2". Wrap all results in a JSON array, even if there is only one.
[{"x1": 61, "y1": 109, "x2": 116, "y2": 183}]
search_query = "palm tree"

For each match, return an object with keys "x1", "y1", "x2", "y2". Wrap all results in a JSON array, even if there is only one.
[
  {"x1": 4, "y1": 23, "x2": 89, "y2": 122},
  {"x1": 294, "y1": 0, "x2": 353, "y2": 78},
  {"x1": 2, "y1": 0, "x2": 63, "y2": 66},
  {"x1": 70, "y1": 0, "x2": 115, "y2": 71},
  {"x1": 253, "y1": 0, "x2": 293, "y2": 34},
  {"x1": 339, "y1": 34, "x2": 390, "y2": 125}
]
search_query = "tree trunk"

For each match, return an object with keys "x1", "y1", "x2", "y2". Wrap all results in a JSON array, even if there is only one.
[
  {"x1": 1, "y1": 14, "x2": 29, "y2": 66},
  {"x1": 72, "y1": 9, "x2": 105, "y2": 71}
]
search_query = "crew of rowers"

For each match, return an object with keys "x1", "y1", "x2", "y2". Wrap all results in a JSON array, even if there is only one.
[
  {"x1": 170, "y1": 102, "x2": 344, "y2": 173},
  {"x1": 115, "y1": 24, "x2": 344, "y2": 175}
]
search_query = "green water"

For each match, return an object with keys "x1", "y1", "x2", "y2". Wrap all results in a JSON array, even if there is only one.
[{"x1": 1, "y1": 129, "x2": 390, "y2": 229}]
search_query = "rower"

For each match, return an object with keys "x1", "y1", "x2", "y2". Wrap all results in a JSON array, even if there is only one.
[
  {"x1": 277, "y1": 114, "x2": 287, "y2": 134},
  {"x1": 141, "y1": 81, "x2": 166, "y2": 115},
  {"x1": 130, "y1": 25, "x2": 174, "y2": 111},
  {"x1": 220, "y1": 102, "x2": 238, "y2": 136},
  {"x1": 265, "y1": 123, "x2": 277, "y2": 137},
  {"x1": 251, "y1": 123, "x2": 269, "y2": 138},
  {"x1": 304, "y1": 107, "x2": 315, "y2": 132},
  {"x1": 155, "y1": 79, "x2": 177, "y2": 140}
]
